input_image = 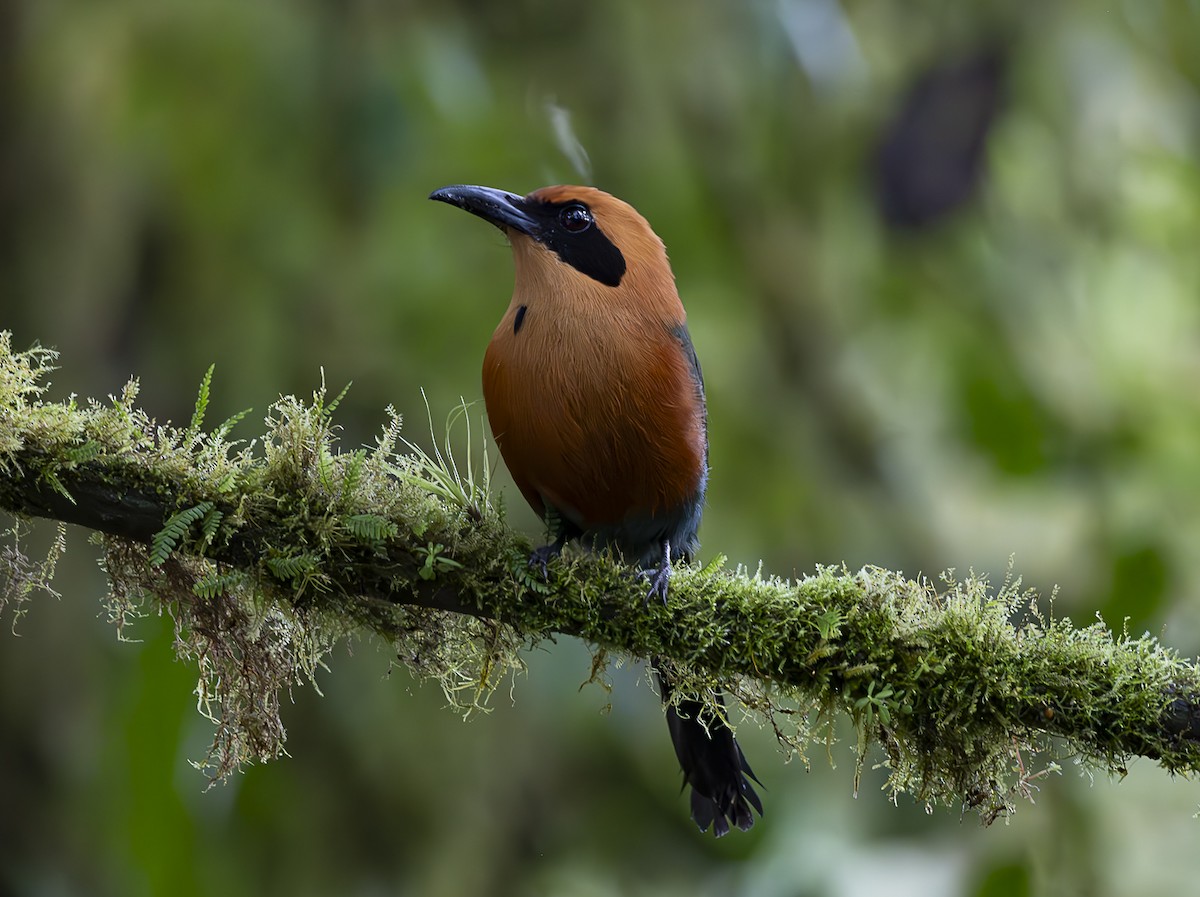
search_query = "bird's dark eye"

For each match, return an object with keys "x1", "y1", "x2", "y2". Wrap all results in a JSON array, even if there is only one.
[{"x1": 559, "y1": 204, "x2": 592, "y2": 233}]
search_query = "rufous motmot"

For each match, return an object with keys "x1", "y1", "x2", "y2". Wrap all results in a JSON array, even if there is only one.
[{"x1": 431, "y1": 183, "x2": 762, "y2": 836}]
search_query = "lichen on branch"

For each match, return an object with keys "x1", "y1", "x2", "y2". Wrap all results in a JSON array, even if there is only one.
[{"x1": 1, "y1": 331, "x2": 1198, "y2": 818}]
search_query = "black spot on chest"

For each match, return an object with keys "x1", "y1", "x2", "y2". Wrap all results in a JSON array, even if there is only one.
[{"x1": 514, "y1": 305, "x2": 527, "y2": 334}]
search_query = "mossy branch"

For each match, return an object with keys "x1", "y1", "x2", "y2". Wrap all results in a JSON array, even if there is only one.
[{"x1": 1, "y1": 332, "x2": 1198, "y2": 818}]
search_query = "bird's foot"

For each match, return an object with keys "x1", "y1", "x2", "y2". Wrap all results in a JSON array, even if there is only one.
[
  {"x1": 639, "y1": 564, "x2": 671, "y2": 605},
  {"x1": 529, "y1": 541, "x2": 564, "y2": 580},
  {"x1": 638, "y1": 540, "x2": 672, "y2": 606},
  {"x1": 529, "y1": 510, "x2": 577, "y2": 579}
]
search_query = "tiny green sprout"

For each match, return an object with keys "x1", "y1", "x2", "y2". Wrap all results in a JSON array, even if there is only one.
[
  {"x1": 855, "y1": 681, "x2": 896, "y2": 727},
  {"x1": 416, "y1": 542, "x2": 463, "y2": 581},
  {"x1": 914, "y1": 655, "x2": 948, "y2": 678}
]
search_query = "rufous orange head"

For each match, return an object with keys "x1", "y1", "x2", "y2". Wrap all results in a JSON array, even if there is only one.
[{"x1": 429, "y1": 184, "x2": 683, "y2": 321}]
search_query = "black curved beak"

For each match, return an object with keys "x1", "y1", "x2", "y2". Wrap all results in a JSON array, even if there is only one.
[{"x1": 429, "y1": 185, "x2": 539, "y2": 237}]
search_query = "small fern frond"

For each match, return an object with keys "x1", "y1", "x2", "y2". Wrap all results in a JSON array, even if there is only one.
[
  {"x1": 64, "y1": 439, "x2": 102, "y2": 464},
  {"x1": 266, "y1": 552, "x2": 318, "y2": 582},
  {"x1": 325, "y1": 380, "x2": 352, "y2": 417},
  {"x1": 317, "y1": 446, "x2": 336, "y2": 491},
  {"x1": 187, "y1": 365, "x2": 215, "y2": 444},
  {"x1": 312, "y1": 368, "x2": 353, "y2": 421},
  {"x1": 344, "y1": 513, "x2": 398, "y2": 545},
  {"x1": 199, "y1": 506, "x2": 225, "y2": 548},
  {"x1": 151, "y1": 501, "x2": 214, "y2": 567},
  {"x1": 339, "y1": 450, "x2": 367, "y2": 505},
  {"x1": 213, "y1": 408, "x2": 251, "y2": 442},
  {"x1": 193, "y1": 569, "x2": 249, "y2": 599}
]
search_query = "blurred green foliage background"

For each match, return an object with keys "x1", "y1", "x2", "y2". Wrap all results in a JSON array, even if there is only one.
[{"x1": 4, "y1": 1, "x2": 1200, "y2": 895}]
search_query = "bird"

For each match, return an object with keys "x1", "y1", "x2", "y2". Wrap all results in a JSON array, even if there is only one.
[{"x1": 430, "y1": 182, "x2": 763, "y2": 836}]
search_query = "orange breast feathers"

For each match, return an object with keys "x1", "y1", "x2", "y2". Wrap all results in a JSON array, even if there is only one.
[{"x1": 482, "y1": 230, "x2": 706, "y2": 531}]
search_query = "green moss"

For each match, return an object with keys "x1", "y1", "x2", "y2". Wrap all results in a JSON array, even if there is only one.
[{"x1": 2, "y1": 330, "x2": 1199, "y2": 818}]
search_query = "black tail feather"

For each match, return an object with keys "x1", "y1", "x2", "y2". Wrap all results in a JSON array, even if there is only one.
[{"x1": 657, "y1": 667, "x2": 763, "y2": 837}]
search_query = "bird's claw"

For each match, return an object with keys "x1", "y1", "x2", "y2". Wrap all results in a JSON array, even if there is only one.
[
  {"x1": 638, "y1": 539, "x2": 674, "y2": 605},
  {"x1": 639, "y1": 562, "x2": 671, "y2": 606},
  {"x1": 528, "y1": 543, "x2": 562, "y2": 580}
]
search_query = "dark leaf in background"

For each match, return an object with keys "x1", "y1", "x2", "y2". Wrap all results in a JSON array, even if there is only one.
[
  {"x1": 972, "y1": 860, "x2": 1032, "y2": 897},
  {"x1": 874, "y1": 42, "x2": 1009, "y2": 230},
  {"x1": 1104, "y1": 539, "x2": 1170, "y2": 629},
  {"x1": 956, "y1": 351, "x2": 1059, "y2": 476}
]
